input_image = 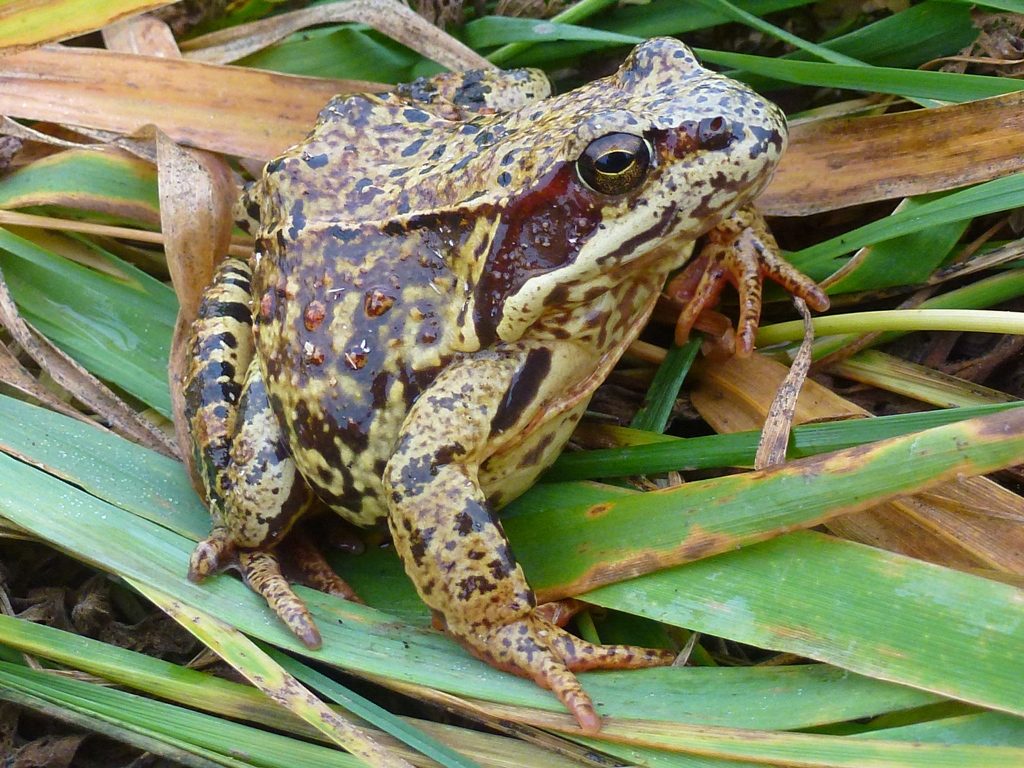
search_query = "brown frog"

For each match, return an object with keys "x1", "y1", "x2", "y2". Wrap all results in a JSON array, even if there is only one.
[{"x1": 183, "y1": 37, "x2": 828, "y2": 731}]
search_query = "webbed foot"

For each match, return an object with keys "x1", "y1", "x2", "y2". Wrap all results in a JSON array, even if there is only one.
[
  {"x1": 668, "y1": 205, "x2": 829, "y2": 355},
  {"x1": 444, "y1": 611, "x2": 676, "y2": 732}
]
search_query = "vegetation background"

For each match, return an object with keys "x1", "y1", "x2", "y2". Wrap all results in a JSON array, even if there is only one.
[{"x1": 0, "y1": 1, "x2": 1023, "y2": 767}]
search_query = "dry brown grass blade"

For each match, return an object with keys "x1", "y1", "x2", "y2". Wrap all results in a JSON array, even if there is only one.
[
  {"x1": 690, "y1": 354, "x2": 1024, "y2": 575},
  {"x1": 0, "y1": 262, "x2": 178, "y2": 458},
  {"x1": 155, "y1": 131, "x2": 237, "y2": 484},
  {"x1": 755, "y1": 298, "x2": 814, "y2": 469},
  {"x1": 761, "y1": 90, "x2": 1024, "y2": 216},
  {"x1": 0, "y1": 211, "x2": 249, "y2": 259},
  {"x1": 0, "y1": 338, "x2": 98, "y2": 425},
  {"x1": 0, "y1": 0, "x2": 175, "y2": 52},
  {"x1": 0, "y1": 46, "x2": 385, "y2": 161},
  {"x1": 181, "y1": 0, "x2": 491, "y2": 71}
]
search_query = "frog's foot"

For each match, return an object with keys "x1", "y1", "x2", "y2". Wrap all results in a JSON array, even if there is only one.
[
  {"x1": 668, "y1": 206, "x2": 829, "y2": 356},
  {"x1": 188, "y1": 527, "x2": 235, "y2": 581},
  {"x1": 280, "y1": 528, "x2": 363, "y2": 604},
  {"x1": 188, "y1": 528, "x2": 361, "y2": 649},
  {"x1": 238, "y1": 549, "x2": 324, "y2": 649},
  {"x1": 456, "y1": 612, "x2": 676, "y2": 733}
]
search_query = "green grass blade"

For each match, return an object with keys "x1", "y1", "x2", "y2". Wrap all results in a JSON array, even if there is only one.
[
  {"x1": 268, "y1": 648, "x2": 483, "y2": 768},
  {"x1": 788, "y1": 173, "x2": 1024, "y2": 281},
  {"x1": 0, "y1": 148, "x2": 160, "y2": 226},
  {"x1": 630, "y1": 340, "x2": 699, "y2": 433},
  {"x1": 757, "y1": 308, "x2": 1024, "y2": 346},
  {"x1": 0, "y1": 398, "x2": 943, "y2": 727},
  {"x1": 586, "y1": 530, "x2": 1024, "y2": 719},
  {"x1": 0, "y1": 226, "x2": 175, "y2": 414},
  {"x1": 552, "y1": 401, "x2": 1024, "y2": 479},
  {"x1": 697, "y1": 49, "x2": 1024, "y2": 102},
  {"x1": 0, "y1": 661, "x2": 361, "y2": 768},
  {"x1": 508, "y1": 408, "x2": 1024, "y2": 599},
  {"x1": 463, "y1": 16, "x2": 642, "y2": 48},
  {"x1": 0, "y1": 0, "x2": 174, "y2": 50}
]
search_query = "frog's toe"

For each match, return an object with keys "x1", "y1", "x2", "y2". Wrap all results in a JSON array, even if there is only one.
[
  {"x1": 473, "y1": 613, "x2": 676, "y2": 732},
  {"x1": 668, "y1": 208, "x2": 829, "y2": 356},
  {"x1": 238, "y1": 549, "x2": 322, "y2": 649},
  {"x1": 188, "y1": 528, "x2": 235, "y2": 581},
  {"x1": 283, "y1": 528, "x2": 363, "y2": 604}
]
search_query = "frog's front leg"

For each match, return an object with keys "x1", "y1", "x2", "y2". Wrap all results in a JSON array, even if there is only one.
[
  {"x1": 384, "y1": 350, "x2": 675, "y2": 733},
  {"x1": 670, "y1": 205, "x2": 830, "y2": 354}
]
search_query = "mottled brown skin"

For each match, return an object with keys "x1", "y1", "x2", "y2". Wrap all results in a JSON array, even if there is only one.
[{"x1": 183, "y1": 38, "x2": 828, "y2": 731}]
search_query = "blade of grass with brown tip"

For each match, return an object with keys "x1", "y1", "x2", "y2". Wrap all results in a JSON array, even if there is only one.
[{"x1": 0, "y1": 148, "x2": 161, "y2": 227}]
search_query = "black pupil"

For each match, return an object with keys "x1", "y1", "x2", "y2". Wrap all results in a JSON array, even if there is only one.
[{"x1": 595, "y1": 149, "x2": 635, "y2": 175}]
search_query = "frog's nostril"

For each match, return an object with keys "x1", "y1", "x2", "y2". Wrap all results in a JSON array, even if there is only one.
[{"x1": 696, "y1": 116, "x2": 733, "y2": 151}]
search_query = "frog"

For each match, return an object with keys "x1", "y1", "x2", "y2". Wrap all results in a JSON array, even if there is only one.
[{"x1": 182, "y1": 37, "x2": 829, "y2": 732}]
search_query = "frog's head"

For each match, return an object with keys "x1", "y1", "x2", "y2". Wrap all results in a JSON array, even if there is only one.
[{"x1": 472, "y1": 37, "x2": 787, "y2": 345}]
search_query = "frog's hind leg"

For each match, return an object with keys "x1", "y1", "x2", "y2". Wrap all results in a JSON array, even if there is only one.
[
  {"x1": 183, "y1": 258, "x2": 354, "y2": 648},
  {"x1": 385, "y1": 350, "x2": 677, "y2": 733}
]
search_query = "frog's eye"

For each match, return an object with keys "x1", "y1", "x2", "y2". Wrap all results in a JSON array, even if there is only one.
[{"x1": 576, "y1": 133, "x2": 651, "y2": 195}]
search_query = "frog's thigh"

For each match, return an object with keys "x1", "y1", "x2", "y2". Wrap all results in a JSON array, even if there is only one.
[
  {"x1": 385, "y1": 352, "x2": 534, "y2": 634},
  {"x1": 221, "y1": 358, "x2": 316, "y2": 548}
]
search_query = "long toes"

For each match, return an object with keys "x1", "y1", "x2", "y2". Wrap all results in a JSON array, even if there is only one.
[
  {"x1": 756, "y1": 247, "x2": 831, "y2": 312},
  {"x1": 553, "y1": 632, "x2": 678, "y2": 672},
  {"x1": 469, "y1": 614, "x2": 677, "y2": 733},
  {"x1": 482, "y1": 615, "x2": 602, "y2": 733},
  {"x1": 238, "y1": 550, "x2": 322, "y2": 649}
]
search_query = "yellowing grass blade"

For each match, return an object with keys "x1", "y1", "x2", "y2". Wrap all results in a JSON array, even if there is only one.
[
  {"x1": 0, "y1": 0, "x2": 175, "y2": 51},
  {"x1": 135, "y1": 581, "x2": 414, "y2": 768}
]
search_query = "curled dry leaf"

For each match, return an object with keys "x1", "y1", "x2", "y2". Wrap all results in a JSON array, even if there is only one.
[
  {"x1": 0, "y1": 263, "x2": 178, "y2": 458},
  {"x1": 156, "y1": 130, "x2": 237, "y2": 483},
  {"x1": 754, "y1": 298, "x2": 815, "y2": 470},
  {"x1": 0, "y1": 46, "x2": 384, "y2": 161},
  {"x1": 0, "y1": 0, "x2": 176, "y2": 52},
  {"x1": 181, "y1": 0, "x2": 491, "y2": 71},
  {"x1": 102, "y1": 12, "x2": 180, "y2": 56},
  {"x1": 690, "y1": 354, "x2": 1024, "y2": 577},
  {"x1": 762, "y1": 90, "x2": 1024, "y2": 216}
]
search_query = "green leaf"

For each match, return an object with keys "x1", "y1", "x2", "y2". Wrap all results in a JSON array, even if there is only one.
[
  {"x1": 586, "y1": 531, "x2": 1024, "y2": 723},
  {"x1": 787, "y1": 174, "x2": 1024, "y2": 282},
  {"x1": 552, "y1": 401, "x2": 1024, "y2": 479},
  {"x1": 0, "y1": 149, "x2": 160, "y2": 226},
  {"x1": 464, "y1": 16, "x2": 642, "y2": 48},
  {"x1": 630, "y1": 340, "x2": 699, "y2": 434},
  {"x1": 0, "y1": 0, "x2": 176, "y2": 50},
  {"x1": 0, "y1": 227, "x2": 175, "y2": 415},
  {"x1": 697, "y1": 49, "x2": 1024, "y2": 103},
  {"x1": 0, "y1": 661, "x2": 361, "y2": 768},
  {"x1": 0, "y1": 394, "x2": 947, "y2": 729}
]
